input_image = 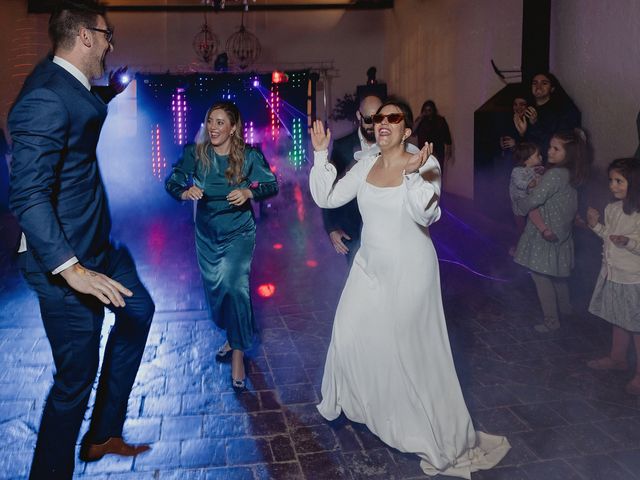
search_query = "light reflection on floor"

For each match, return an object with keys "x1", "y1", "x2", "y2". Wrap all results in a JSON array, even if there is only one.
[{"x1": 0, "y1": 180, "x2": 638, "y2": 479}]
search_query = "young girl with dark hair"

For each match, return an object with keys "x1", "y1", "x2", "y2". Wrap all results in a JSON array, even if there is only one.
[{"x1": 586, "y1": 158, "x2": 640, "y2": 395}]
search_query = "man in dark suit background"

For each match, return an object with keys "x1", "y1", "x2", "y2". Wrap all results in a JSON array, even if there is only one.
[
  {"x1": 8, "y1": 1, "x2": 153, "y2": 478},
  {"x1": 323, "y1": 94, "x2": 383, "y2": 264}
]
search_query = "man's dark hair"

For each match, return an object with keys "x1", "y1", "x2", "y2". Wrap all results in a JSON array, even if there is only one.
[
  {"x1": 49, "y1": 0, "x2": 107, "y2": 51},
  {"x1": 357, "y1": 92, "x2": 384, "y2": 109}
]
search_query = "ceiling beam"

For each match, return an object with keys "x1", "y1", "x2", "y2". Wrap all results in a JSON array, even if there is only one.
[{"x1": 27, "y1": 0, "x2": 393, "y2": 13}]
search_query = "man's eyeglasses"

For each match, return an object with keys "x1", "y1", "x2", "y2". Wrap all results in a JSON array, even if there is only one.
[
  {"x1": 359, "y1": 111, "x2": 373, "y2": 124},
  {"x1": 87, "y1": 27, "x2": 113, "y2": 43},
  {"x1": 372, "y1": 113, "x2": 404, "y2": 124}
]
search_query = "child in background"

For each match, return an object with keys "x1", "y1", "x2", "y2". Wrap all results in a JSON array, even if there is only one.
[
  {"x1": 513, "y1": 129, "x2": 590, "y2": 332},
  {"x1": 509, "y1": 143, "x2": 558, "y2": 245},
  {"x1": 586, "y1": 157, "x2": 640, "y2": 395}
]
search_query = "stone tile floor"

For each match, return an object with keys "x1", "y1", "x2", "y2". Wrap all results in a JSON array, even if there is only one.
[{"x1": 0, "y1": 178, "x2": 639, "y2": 479}]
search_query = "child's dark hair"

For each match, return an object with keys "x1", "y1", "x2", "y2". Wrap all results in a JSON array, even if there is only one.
[
  {"x1": 608, "y1": 158, "x2": 640, "y2": 214},
  {"x1": 549, "y1": 128, "x2": 591, "y2": 187},
  {"x1": 512, "y1": 142, "x2": 539, "y2": 167}
]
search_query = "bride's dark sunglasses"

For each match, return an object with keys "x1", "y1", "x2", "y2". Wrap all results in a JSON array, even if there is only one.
[{"x1": 371, "y1": 113, "x2": 405, "y2": 124}]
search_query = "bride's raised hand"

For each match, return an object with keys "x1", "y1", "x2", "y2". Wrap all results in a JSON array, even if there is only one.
[
  {"x1": 310, "y1": 119, "x2": 331, "y2": 152},
  {"x1": 404, "y1": 142, "x2": 433, "y2": 174}
]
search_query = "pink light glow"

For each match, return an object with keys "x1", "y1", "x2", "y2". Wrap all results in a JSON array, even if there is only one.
[{"x1": 257, "y1": 283, "x2": 276, "y2": 298}]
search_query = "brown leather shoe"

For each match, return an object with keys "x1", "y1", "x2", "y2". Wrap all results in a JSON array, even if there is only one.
[{"x1": 79, "y1": 437, "x2": 151, "y2": 462}]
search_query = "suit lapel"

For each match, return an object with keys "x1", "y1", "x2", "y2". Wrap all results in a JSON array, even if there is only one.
[
  {"x1": 51, "y1": 62, "x2": 108, "y2": 117},
  {"x1": 71, "y1": 79, "x2": 108, "y2": 116}
]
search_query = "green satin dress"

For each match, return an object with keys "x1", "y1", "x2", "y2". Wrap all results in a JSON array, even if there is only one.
[{"x1": 166, "y1": 144, "x2": 278, "y2": 350}]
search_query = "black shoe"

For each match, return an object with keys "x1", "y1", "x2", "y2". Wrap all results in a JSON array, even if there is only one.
[
  {"x1": 215, "y1": 344, "x2": 232, "y2": 363},
  {"x1": 231, "y1": 355, "x2": 247, "y2": 392},
  {"x1": 232, "y1": 377, "x2": 247, "y2": 392}
]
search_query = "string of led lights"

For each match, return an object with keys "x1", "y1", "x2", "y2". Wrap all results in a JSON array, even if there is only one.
[
  {"x1": 151, "y1": 124, "x2": 166, "y2": 180},
  {"x1": 172, "y1": 88, "x2": 188, "y2": 146},
  {"x1": 288, "y1": 117, "x2": 306, "y2": 169}
]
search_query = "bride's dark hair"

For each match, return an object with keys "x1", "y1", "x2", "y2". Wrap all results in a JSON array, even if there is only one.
[{"x1": 375, "y1": 97, "x2": 414, "y2": 130}]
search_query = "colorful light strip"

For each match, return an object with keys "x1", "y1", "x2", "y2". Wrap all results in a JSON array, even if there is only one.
[
  {"x1": 171, "y1": 88, "x2": 188, "y2": 145},
  {"x1": 288, "y1": 117, "x2": 306, "y2": 169},
  {"x1": 243, "y1": 121, "x2": 255, "y2": 146},
  {"x1": 151, "y1": 124, "x2": 166, "y2": 180},
  {"x1": 270, "y1": 84, "x2": 280, "y2": 140}
]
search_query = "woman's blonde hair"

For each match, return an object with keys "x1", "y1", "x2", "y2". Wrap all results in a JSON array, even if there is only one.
[{"x1": 196, "y1": 101, "x2": 245, "y2": 184}]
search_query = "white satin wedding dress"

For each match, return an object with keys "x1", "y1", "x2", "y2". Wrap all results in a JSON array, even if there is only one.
[{"x1": 309, "y1": 148, "x2": 510, "y2": 479}]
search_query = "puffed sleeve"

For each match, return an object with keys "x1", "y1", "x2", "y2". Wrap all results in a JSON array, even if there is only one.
[
  {"x1": 402, "y1": 155, "x2": 441, "y2": 227},
  {"x1": 245, "y1": 148, "x2": 278, "y2": 201},
  {"x1": 165, "y1": 144, "x2": 197, "y2": 201},
  {"x1": 513, "y1": 168, "x2": 563, "y2": 214},
  {"x1": 309, "y1": 149, "x2": 368, "y2": 208}
]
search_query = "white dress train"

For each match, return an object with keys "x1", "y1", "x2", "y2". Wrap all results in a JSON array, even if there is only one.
[{"x1": 309, "y1": 149, "x2": 510, "y2": 479}]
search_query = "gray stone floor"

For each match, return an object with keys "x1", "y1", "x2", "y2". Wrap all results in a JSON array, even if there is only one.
[{"x1": 1, "y1": 179, "x2": 639, "y2": 479}]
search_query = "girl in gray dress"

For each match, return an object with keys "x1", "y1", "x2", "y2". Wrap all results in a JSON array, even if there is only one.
[
  {"x1": 585, "y1": 158, "x2": 640, "y2": 395},
  {"x1": 513, "y1": 129, "x2": 590, "y2": 332}
]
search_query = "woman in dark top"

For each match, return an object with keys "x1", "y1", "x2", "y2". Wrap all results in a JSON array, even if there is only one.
[
  {"x1": 413, "y1": 100, "x2": 452, "y2": 178},
  {"x1": 165, "y1": 101, "x2": 278, "y2": 391}
]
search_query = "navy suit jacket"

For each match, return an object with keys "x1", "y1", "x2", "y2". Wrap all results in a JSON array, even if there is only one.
[
  {"x1": 9, "y1": 59, "x2": 112, "y2": 273},
  {"x1": 321, "y1": 130, "x2": 363, "y2": 239}
]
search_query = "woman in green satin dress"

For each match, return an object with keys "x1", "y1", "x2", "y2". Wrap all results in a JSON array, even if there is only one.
[{"x1": 165, "y1": 101, "x2": 278, "y2": 391}]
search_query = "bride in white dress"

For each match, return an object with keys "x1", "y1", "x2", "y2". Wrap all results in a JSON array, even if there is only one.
[{"x1": 309, "y1": 100, "x2": 510, "y2": 479}]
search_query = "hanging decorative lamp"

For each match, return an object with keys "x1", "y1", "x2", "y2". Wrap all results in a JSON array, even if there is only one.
[
  {"x1": 225, "y1": 9, "x2": 261, "y2": 70},
  {"x1": 192, "y1": 13, "x2": 219, "y2": 64}
]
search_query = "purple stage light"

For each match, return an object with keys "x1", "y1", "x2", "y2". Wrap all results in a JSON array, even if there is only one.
[{"x1": 172, "y1": 88, "x2": 188, "y2": 146}]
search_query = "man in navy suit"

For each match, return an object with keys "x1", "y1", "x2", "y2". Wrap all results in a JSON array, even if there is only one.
[
  {"x1": 322, "y1": 94, "x2": 382, "y2": 265},
  {"x1": 8, "y1": 1, "x2": 153, "y2": 478}
]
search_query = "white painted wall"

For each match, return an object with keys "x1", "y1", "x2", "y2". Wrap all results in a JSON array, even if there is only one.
[
  {"x1": 551, "y1": 0, "x2": 640, "y2": 170},
  {"x1": 384, "y1": 0, "x2": 523, "y2": 198}
]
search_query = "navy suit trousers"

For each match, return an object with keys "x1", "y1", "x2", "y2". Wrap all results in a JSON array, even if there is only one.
[{"x1": 23, "y1": 244, "x2": 154, "y2": 480}]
